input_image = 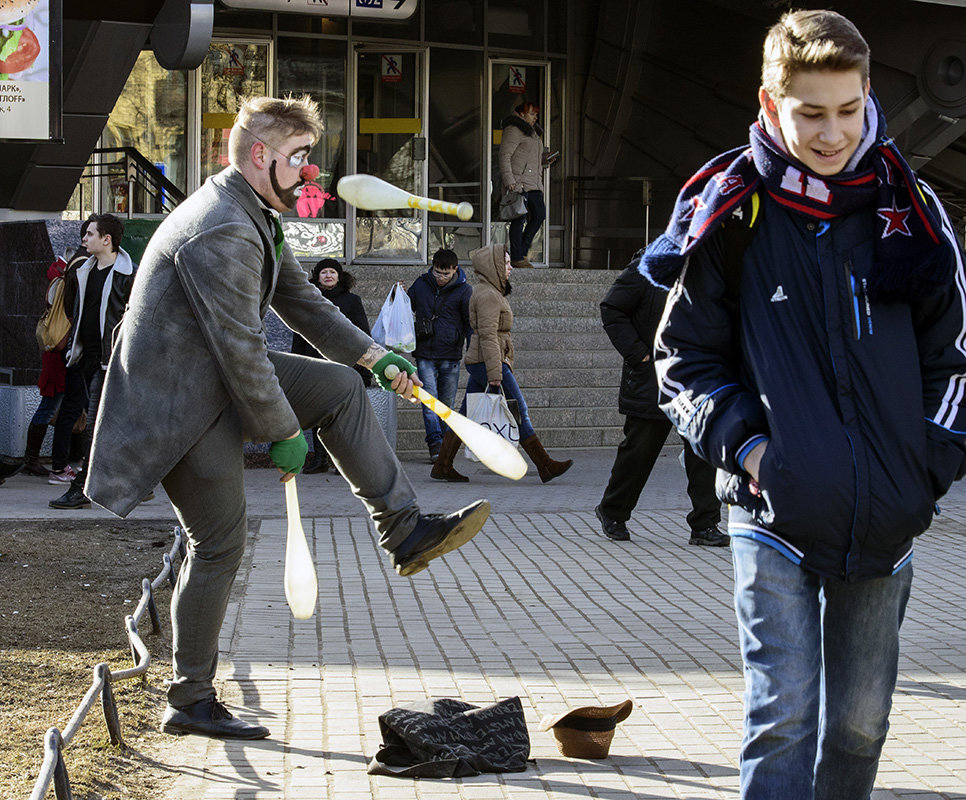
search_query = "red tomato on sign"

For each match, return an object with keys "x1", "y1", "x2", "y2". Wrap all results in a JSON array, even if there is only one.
[{"x1": 0, "y1": 29, "x2": 40, "y2": 74}]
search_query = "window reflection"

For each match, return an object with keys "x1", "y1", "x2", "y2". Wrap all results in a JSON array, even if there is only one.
[
  {"x1": 200, "y1": 42, "x2": 268, "y2": 183},
  {"x1": 278, "y1": 37, "x2": 347, "y2": 221},
  {"x1": 100, "y1": 51, "x2": 187, "y2": 214}
]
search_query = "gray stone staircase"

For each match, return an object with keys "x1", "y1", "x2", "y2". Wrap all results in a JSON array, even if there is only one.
[{"x1": 348, "y1": 264, "x2": 625, "y2": 458}]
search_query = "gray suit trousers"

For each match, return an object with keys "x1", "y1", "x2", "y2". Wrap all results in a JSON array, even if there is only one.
[{"x1": 164, "y1": 352, "x2": 418, "y2": 707}]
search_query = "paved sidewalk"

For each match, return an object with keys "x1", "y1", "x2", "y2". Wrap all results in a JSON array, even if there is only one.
[{"x1": 4, "y1": 449, "x2": 966, "y2": 798}]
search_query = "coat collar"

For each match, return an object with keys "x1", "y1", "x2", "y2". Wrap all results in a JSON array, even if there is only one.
[{"x1": 78, "y1": 247, "x2": 135, "y2": 276}]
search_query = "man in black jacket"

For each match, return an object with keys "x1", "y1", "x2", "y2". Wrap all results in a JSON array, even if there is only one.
[
  {"x1": 596, "y1": 264, "x2": 725, "y2": 546},
  {"x1": 407, "y1": 249, "x2": 472, "y2": 462},
  {"x1": 50, "y1": 214, "x2": 136, "y2": 510}
]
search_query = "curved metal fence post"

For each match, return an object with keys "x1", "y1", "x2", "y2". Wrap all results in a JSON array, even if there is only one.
[
  {"x1": 164, "y1": 552, "x2": 177, "y2": 588},
  {"x1": 143, "y1": 577, "x2": 163, "y2": 635},
  {"x1": 128, "y1": 618, "x2": 140, "y2": 668},
  {"x1": 49, "y1": 729, "x2": 72, "y2": 800},
  {"x1": 29, "y1": 527, "x2": 185, "y2": 799},
  {"x1": 97, "y1": 664, "x2": 125, "y2": 748}
]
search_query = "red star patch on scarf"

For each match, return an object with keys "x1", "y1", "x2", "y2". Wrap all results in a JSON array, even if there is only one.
[{"x1": 877, "y1": 200, "x2": 913, "y2": 238}]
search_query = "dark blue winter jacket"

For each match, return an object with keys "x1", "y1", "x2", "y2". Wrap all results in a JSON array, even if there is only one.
[
  {"x1": 654, "y1": 189, "x2": 966, "y2": 582},
  {"x1": 407, "y1": 267, "x2": 472, "y2": 361}
]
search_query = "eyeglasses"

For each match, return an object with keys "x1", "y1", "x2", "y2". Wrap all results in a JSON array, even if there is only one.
[
  {"x1": 432, "y1": 267, "x2": 457, "y2": 275},
  {"x1": 238, "y1": 125, "x2": 309, "y2": 168}
]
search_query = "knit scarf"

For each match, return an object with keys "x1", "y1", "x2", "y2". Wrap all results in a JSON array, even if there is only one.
[{"x1": 641, "y1": 94, "x2": 954, "y2": 301}]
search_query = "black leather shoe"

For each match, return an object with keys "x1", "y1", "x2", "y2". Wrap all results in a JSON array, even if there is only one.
[
  {"x1": 0, "y1": 455, "x2": 23, "y2": 481},
  {"x1": 391, "y1": 499, "x2": 491, "y2": 577},
  {"x1": 49, "y1": 483, "x2": 91, "y2": 509},
  {"x1": 161, "y1": 697, "x2": 270, "y2": 739},
  {"x1": 595, "y1": 505, "x2": 630, "y2": 541},
  {"x1": 689, "y1": 526, "x2": 730, "y2": 547},
  {"x1": 302, "y1": 449, "x2": 329, "y2": 474}
]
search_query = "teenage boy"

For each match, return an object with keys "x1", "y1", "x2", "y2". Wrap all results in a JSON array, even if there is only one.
[
  {"x1": 644, "y1": 10, "x2": 966, "y2": 798},
  {"x1": 407, "y1": 248, "x2": 472, "y2": 462},
  {"x1": 85, "y1": 96, "x2": 490, "y2": 741},
  {"x1": 49, "y1": 214, "x2": 136, "y2": 509}
]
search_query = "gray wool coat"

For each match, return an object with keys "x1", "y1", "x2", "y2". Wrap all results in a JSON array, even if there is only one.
[{"x1": 86, "y1": 167, "x2": 372, "y2": 517}]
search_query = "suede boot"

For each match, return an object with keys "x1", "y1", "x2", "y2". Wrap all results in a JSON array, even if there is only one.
[
  {"x1": 22, "y1": 423, "x2": 49, "y2": 476},
  {"x1": 430, "y1": 430, "x2": 469, "y2": 482},
  {"x1": 520, "y1": 434, "x2": 573, "y2": 483}
]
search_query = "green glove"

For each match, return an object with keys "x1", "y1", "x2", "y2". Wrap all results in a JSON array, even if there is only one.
[
  {"x1": 372, "y1": 352, "x2": 417, "y2": 392},
  {"x1": 269, "y1": 434, "x2": 308, "y2": 475}
]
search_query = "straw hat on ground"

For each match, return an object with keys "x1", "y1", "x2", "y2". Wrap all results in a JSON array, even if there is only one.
[{"x1": 538, "y1": 699, "x2": 633, "y2": 759}]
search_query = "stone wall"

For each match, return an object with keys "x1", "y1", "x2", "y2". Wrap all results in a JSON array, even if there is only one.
[{"x1": 0, "y1": 221, "x2": 56, "y2": 387}]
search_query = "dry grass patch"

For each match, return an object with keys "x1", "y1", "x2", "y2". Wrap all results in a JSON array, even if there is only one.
[{"x1": 0, "y1": 519, "x2": 181, "y2": 799}]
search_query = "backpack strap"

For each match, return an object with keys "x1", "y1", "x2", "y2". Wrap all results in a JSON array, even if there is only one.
[{"x1": 720, "y1": 191, "x2": 761, "y2": 319}]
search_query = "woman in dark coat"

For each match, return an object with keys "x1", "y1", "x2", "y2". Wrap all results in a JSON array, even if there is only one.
[{"x1": 292, "y1": 258, "x2": 371, "y2": 472}]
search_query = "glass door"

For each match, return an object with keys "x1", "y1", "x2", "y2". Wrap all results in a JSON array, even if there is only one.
[
  {"x1": 350, "y1": 48, "x2": 428, "y2": 264},
  {"x1": 198, "y1": 40, "x2": 271, "y2": 186},
  {"x1": 488, "y1": 60, "x2": 549, "y2": 266}
]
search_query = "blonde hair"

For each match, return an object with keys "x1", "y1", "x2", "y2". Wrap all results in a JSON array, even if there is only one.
[
  {"x1": 761, "y1": 9, "x2": 870, "y2": 100},
  {"x1": 228, "y1": 95, "x2": 322, "y2": 167}
]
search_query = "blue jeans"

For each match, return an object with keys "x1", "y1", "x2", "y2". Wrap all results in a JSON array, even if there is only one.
[
  {"x1": 508, "y1": 190, "x2": 546, "y2": 262},
  {"x1": 415, "y1": 358, "x2": 461, "y2": 447},
  {"x1": 462, "y1": 361, "x2": 535, "y2": 441},
  {"x1": 731, "y1": 536, "x2": 912, "y2": 800},
  {"x1": 30, "y1": 393, "x2": 63, "y2": 426}
]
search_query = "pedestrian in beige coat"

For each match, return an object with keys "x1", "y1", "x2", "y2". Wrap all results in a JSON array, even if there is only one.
[
  {"x1": 432, "y1": 243, "x2": 573, "y2": 483},
  {"x1": 499, "y1": 102, "x2": 549, "y2": 267}
]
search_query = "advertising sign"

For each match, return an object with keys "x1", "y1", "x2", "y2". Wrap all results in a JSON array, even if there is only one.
[
  {"x1": 221, "y1": 0, "x2": 418, "y2": 20},
  {"x1": 0, "y1": 0, "x2": 62, "y2": 141}
]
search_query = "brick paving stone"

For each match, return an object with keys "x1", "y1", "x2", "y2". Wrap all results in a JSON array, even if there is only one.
[{"x1": 5, "y1": 451, "x2": 963, "y2": 798}]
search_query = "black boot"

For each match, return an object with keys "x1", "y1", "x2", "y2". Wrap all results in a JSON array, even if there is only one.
[
  {"x1": 0, "y1": 455, "x2": 23, "y2": 483},
  {"x1": 22, "y1": 423, "x2": 48, "y2": 476},
  {"x1": 50, "y1": 475, "x2": 91, "y2": 509},
  {"x1": 430, "y1": 429, "x2": 469, "y2": 482},
  {"x1": 302, "y1": 449, "x2": 329, "y2": 474},
  {"x1": 390, "y1": 499, "x2": 491, "y2": 576}
]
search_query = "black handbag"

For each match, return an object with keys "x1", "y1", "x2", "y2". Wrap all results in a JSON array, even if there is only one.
[
  {"x1": 414, "y1": 315, "x2": 434, "y2": 342},
  {"x1": 499, "y1": 190, "x2": 527, "y2": 221}
]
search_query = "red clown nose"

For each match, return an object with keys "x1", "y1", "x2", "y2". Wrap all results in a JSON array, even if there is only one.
[{"x1": 299, "y1": 164, "x2": 321, "y2": 182}]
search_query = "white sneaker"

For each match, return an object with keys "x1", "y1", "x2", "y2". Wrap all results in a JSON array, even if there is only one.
[{"x1": 48, "y1": 466, "x2": 76, "y2": 485}]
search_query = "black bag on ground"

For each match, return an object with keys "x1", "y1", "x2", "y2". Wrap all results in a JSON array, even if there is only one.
[{"x1": 367, "y1": 697, "x2": 531, "y2": 778}]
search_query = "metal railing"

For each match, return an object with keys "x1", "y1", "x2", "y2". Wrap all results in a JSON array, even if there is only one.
[
  {"x1": 79, "y1": 147, "x2": 187, "y2": 220},
  {"x1": 28, "y1": 527, "x2": 186, "y2": 800}
]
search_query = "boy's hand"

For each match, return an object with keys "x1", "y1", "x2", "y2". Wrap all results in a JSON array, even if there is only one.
[{"x1": 744, "y1": 441, "x2": 768, "y2": 482}]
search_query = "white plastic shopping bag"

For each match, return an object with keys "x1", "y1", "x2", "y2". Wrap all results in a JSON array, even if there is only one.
[
  {"x1": 463, "y1": 390, "x2": 520, "y2": 462},
  {"x1": 371, "y1": 283, "x2": 416, "y2": 353}
]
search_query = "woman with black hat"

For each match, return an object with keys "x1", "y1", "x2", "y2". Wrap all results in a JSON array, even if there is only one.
[{"x1": 292, "y1": 258, "x2": 372, "y2": 472}]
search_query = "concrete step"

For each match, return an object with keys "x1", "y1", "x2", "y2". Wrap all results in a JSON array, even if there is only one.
[
  {"x1": 508, "y1": 315, "x2": 609, "y2": 333},
  {"x1": 511, "y1": 331, "x2": 614, "y2": 350},
  {"x1": 513, "y1": 349, "x2": 623, "y2": 369},
  {"x1": 394, "y1": 423, "x2": 624, "y2": 454},
  {"x1": 395, "y1": 402, "x2": 624, "y2": 431}
]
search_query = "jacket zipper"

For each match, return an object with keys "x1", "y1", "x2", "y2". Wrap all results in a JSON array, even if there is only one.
[
  {"x1": 846, "y1": 261, "x2": 874, "y2": 340},
  {"x1": 847, "y1": 265, "x2": 861, "y2": 340}
]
